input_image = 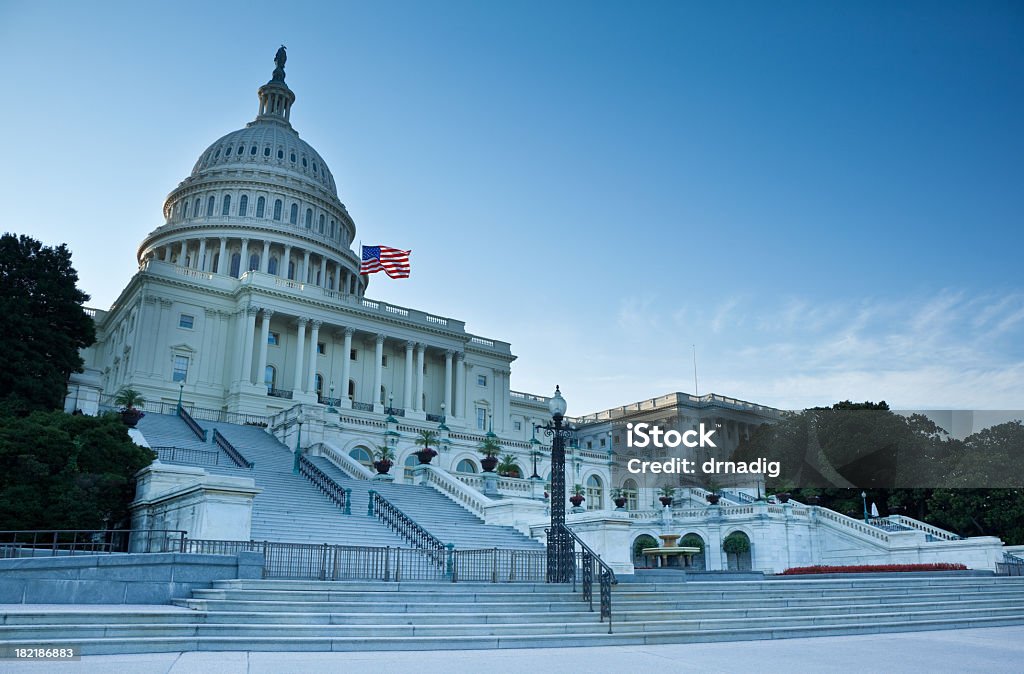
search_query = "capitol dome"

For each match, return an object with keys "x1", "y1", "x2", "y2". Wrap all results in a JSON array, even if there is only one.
[{"x1": 136, "y1": 49, "x2": 364, "y2": 296}]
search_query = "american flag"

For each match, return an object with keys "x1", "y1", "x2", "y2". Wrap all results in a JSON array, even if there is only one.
[{"x1": 360, "y1": 245, "x2": 411, "y2": 279}]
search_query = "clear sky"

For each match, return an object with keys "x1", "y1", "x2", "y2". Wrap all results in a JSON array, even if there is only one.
[{"x1": 1, "y1": 1, "x2": 1021, "y2": 414}]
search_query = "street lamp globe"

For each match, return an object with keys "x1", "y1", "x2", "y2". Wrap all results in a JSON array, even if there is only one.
[{"x1": 548, "y1": 385, "x2": 567, "y2": 419}]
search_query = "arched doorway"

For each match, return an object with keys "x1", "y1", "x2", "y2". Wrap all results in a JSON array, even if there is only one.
[
  {"x1": 723, "y1": 530, "x2": 752, "y2": 571},
  {"x1": 403, "y1": 454, "x2": 419, "y2": 483},
  {"x1": 349, "y1": 446, "x2": 373, "y2": 471},
  {"x1": 680, "y1": 532, "x2": 706, "y2": 570},
  {"x1": 631, "y1": 534, "x2": 658, "y2": 568}
]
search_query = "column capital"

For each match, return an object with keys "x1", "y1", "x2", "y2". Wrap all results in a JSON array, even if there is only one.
[
  {"x1": 245, "y1": 305, "x2": 260, "y2": 316},
  {"x1": 415, "y1": 342, "x2": 426, "y2": 353},
  {"x1": 375, "y1": 333, "x2": 386, "y2": 346},
  {"x1": 406, "y1": 341, "x2": 416, "y2": 351},
  {"x1": 445, "y1": 349, "x2": 456, "y2": 358},
  {"x1": 240, "y1": 237, "x2": 250, "y2": 244},
  {"x1": 261, "y1": 308, "x2": 275, "y2": 319},
  {"x1": 296, "y1": 316, "x2": 309, "y2": 327},
  {"x1": 455, "y1": 351, "x2": 466, "y2": 362},
  {"x1": 309, "y1": 319, "x2": 323, "y2": 330}
]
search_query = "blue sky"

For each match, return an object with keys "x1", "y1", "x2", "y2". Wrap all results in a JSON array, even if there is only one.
[{"x1": 1, "y1": 1, "x2": 1021, "y2": 413}]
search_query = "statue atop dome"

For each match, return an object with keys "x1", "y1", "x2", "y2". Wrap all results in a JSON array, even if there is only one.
[{"x1": 272, "y1": 45, "x2": 287, "y2": 81}]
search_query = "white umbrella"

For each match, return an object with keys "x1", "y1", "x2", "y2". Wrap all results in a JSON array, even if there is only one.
[{"x1": 870, "y1": 502, "x2": 880, "y2": 518}]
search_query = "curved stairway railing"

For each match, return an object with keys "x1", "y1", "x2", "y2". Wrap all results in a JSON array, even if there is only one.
[
  {"x1": 213, "y1": 429, "x2": 253, "y2": 469},
  {"x1": 317, "y1": 442, "x2": 374, "y2": 480},
  {"x1": 298, "y1": 455, "x2": 351, "y2": 514},
  {"x1": 177, "y1": 405, "x2": 207, "y2": 442},
  {"x1": 553, "y1": 523, "x2": 616, "y2": 633},
  {"x1": 368, "y1": 490, "x2": 447, "y2": 569}
]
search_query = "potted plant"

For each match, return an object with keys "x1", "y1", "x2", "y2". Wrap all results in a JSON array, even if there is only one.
[
  {"x1": 658, "y1": 485, "x2": 675, "y2": 507},
  {"x1": 569, "y1": 484, "x2": 585, "y2": 508},
  {"x1": 478, "y1": 434, "x2": 501, "y2": 473},
  {"x1": 496, "y1": 454, "x2": 522, "y2": 478},
  {"x1": 114, "y1": 388, "x2": 146, "y2": 427},
  {"x1": 372, "y1": 445, "x2": 395, "y2": 475},
  {"x1": 776, "y1": 492, "x2": 791, "y2": 504},
  {"x1": 413, "y1": 429, "x2": 439, "y2": 465},
  {"x1": 611, "y1": 488, "x2": 627, "y2": 509},
  {"x1": 704, "y1": 479, "x2": 721, "y2": 504}
]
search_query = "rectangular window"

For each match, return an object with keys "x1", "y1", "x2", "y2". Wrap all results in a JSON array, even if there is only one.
[
  {"x1": 172, "y1": 355, "x2": 189, "y2": 382},
  {"x1": 350, "y1": 349, "x2": 358, "y2": 360},
  {"x1": 476, "y1": 407, "x2": 487, "y2": 431},
  {"x1": 513, "y1": 421, "x2": 522, "y2": 431},
  {"x1": 178, "y1": 314, "x2": 194, "y2": 329},
  {"x1": 587, "y1": 441, "x2": 593, "y2": 450},
  {"x1": 381, "y1": 354, "x2": 389, "y2": 367},
  {"x1": 477, "y1": 374, "x2": 487, "y2": 387},
  {"x1": 600, "y1": 438, "x2": 606, "y2": 447},
  {"x1": 268, "y1": 332, "x2": 280, "y2": 346},
  {"x1": 317, "y1": 342, "x2": 326, "y2": 355}
]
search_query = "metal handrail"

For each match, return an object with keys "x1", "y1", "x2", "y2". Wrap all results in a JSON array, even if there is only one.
[
  {"x1": 369, "y1": 490, "x2": 447, "y2": 568},
  {"x1": 0, "y1": 529, "x2": 187, "y2": 557},
  {"x1": 152, "y1": 445, "x2": 221, "y2": 466},
  {"x1": 298, "y1": 455, "x2": 350, "y2": 514},
  {"x1": 555, "y1": 523, "x2": 616, "y2": 633},
  {"x1": 213, "y1": 429, "x2": 254, "y2": 469},
  {"x1": 177, "y1": 405, "x2": 207, "y2": 442}
]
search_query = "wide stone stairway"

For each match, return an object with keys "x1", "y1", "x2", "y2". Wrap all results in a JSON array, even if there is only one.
[{"x1": 3, "y1": 576, "x2": 1024, "y2": 654}]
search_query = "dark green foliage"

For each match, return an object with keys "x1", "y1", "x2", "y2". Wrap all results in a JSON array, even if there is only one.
[
  {"x1": 0, "y1": 233, "x2": 96, "y2": 412},
  {"x1": 722, "y1": 532, "x2": 750, "y2": 554},
  {"x1": 0, "y1": 411, "x2": 155, "y2": 530}
]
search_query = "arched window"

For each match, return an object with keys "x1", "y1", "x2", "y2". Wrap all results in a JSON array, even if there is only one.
[
  {"x1": 290, "y1": 152, "x2": 296, "y2": 163},
  {"x1": 622, "y1": 478, "x2": 639, "y2": 511},
  {"x1": 287, "y1": 261, "x2": 295, "y2": 280},
  {"x1": 264, "y1": 365, "x2": 276, "y2": 391},
  {"x1": 318, "y1": 214, "x2": 325, "y2": 233},
  {"x1": 211, "y1": 253, "x2": 220, "y2": 273},
  {"x1": 379, "y1": 386, "x2": 386, "y2": 405},
  {"x1": 264, "y1": 146, "x2": 271, "y2": 157},
  {"x1": 456, "y1": 459, "x2": 478, "y2": 474},
  {"x1": 315, "y1": 374, "x2": 324, "y2": 398},
  {"x1": 586, "y1": 475, "x2": 603, "y2": 510},
  {"x1": 206, "y1": 196, "x2": 215, "y2": 216},
  {"x1": 238, "y1": 195, "x2": 248, "y2": 217},
  {"x1": 268, "y1": 256, "x2": 278, "y2": 275},
  {"x1": 289, "y1": 203, "x2": 298, "y2": 225},
  {"x1": 193, "y1": 198, "x2": 201, "y2": 217},
  {"x1": 330, "y1": 221, "x2": 335, "y2": 238},
  {"x1": 229, "y1": 253, "x2": 241, "y2": 277},
  {"x1": 273, "y1": 199, "x2": 283, "y2": 221},
  {"x1": 249, "y1": 254, "x2": 260, "y2": 272},
  {"x1": 256, "y1": 196, "x2": 266, "y2": 218},
  {"x1": 348, "y1": 380, "x2": 356, "y2": 400},
  {"x1": 277, "y1": 149, "x2": 284, "y2": 159},
  {"x1": 250, "y1": 145, "x2": 257, "y2": 156},
  {"x1": 182, "y1": 201, "x2": 189, "y2": 218},
  {"x1": 349, "y1": 447, "x2": 373, "y2": 469},
  {"x1": 403, "y1": 454, "x2": 420, "y2": 483},
  {"x1": 221, "y1": 194, "x2": 231, "y2": 216},
  {"x1": 305, "y1": 208, "x2": 313, "y2": 228},
  {"x1": 225, "y1": 146, "x2": 232, "y2": 156}
]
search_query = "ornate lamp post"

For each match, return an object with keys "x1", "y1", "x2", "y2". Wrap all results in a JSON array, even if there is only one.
[
  {"x1": 176, "y1": 381, "x2": 184, "y2": 413},
  {"x1": 292, "y1": 418, "x2": 303, "y2": 474},
  {"x1": 530, "y1": 425, "x2": 542, "y2": 479},
  {"x1": 538, "y1": 385, "x2": 575, "y2": 583},
  {"x1": 862, "y1": 491, "x2": 869, "y2": 521}
]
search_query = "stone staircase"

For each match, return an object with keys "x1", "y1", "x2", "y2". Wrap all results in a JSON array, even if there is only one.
[{"x1": 3, "y1": 576, "x2": 1024, "y2": 654}]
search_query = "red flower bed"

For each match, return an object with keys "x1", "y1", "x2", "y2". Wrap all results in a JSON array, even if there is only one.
[{"x1": 780, "y1": 563, "x2": 968, "y2": 575}]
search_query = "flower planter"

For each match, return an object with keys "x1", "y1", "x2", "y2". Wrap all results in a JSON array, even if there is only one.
[
  {"x1": 705, "y1": 494, "x2": 721, "y2": 505},
  {"x1": 415, "y1": 449, "x2": 437, "y2": 465},
  {"x1": 777, "y1": 492, "x2": 791, "y2": 504},
  {"x1": 373, "y1": 460, "x2": 393, "y2": 475},
  {"x1": 658, "y1": 496, "x2": 673, "y2": 507},
  {"x1": 481, "y1": 456, "x2": 499, "y2": 473},
  {"x1": 613, "y1": 497, "x2": 627, "y2": 509},
  {"x1": 569, "y1": 495, "x2": 585, "y2": 508},
  {"x1": 120, "y1": 408, "x2": 144, "y2": 428}
]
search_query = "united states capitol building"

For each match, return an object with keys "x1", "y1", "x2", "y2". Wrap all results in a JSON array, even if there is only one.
[{"x1": 63, "y1": 52, "x2": 1008, "y2": 576}]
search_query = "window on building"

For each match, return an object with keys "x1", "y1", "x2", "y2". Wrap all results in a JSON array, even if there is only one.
[
  {"x1": 172, "y1": 355, "x2": 189, "y2": 383},
  {"x1": 349, "y1": 446, "x2": 372, "y2": 469},
  {"x1": 221, "y1": 194, "x2": 231, "y2": 216},
  {"x1": 305, "y1": 208, "x2": 313, "y2": 228},
  {"x1": 273, "y1": 199, "x2": 282, "y2": 221},
  {"x1": 348, "y1": 379, "x2": 356, "y2": 399},
  {"x1": 238, "y1": 195, "x2": 248, "y2": 217},
  {"x1": 268, "y1": 332, "x2": 280, "y2": 346},
  {"x1": 600, "y1": 438, "x2": 606, "y2": 448},
  {"x1": 256, "y1": 196, "x2": 265, "y2": 218},
  {"x1": 379, "y1": 386, "x2": 386, "y2": 405},
  {"x1": 318, "y1": 214, "x2": 325, "y2": 233},
  {"x1": 586, "y1": 475, "x2": 603, "y2": 510},
  {"x1": 287, "y1": 261, "x2": 295, "y2": 280},
  {"x1": 315, "y1": 374, "x2": 324, "y2": 397},
  {"x1": 250, "y1": 145, "x2": 257, "y2": 156},
  {"x1": 513, "y1": 421, "x2": 522, "y2": 431},
  {"x1": 456, "y1": 459, "x2": 478, "y2": 474},
  {"x1": 264, "y1": 146, "x2": 271, "y2": 157},
  {"x1": 182, "y1": 201, "x2": 189, "y2": 218},
  {"x1": 381, "y1": 355, "x2": 389, "y2": 368},
  {"x1": 206, "y1": 196, "x2": 215, "y2": 216},
  {"x1": 249, "y1": 254, "x2": 259, "y2": 272},
  {"x1": 290, "y1": 152, "x2": 296, "y2": 163},
  {"x1": 230, "y1": 253, "x2": 241, "y2": 277},
  {"x1": 623, "y1": 478, "x2": 638, "y2": 511},
  {"x1": 268, "y1": 256, "x2": 278, "y2": 275},
  {"x1": 350, "y1": 349, "x2": 358, "y2": 360},
  {"x1": 193, "y1": 198, "x2": 201, "y2": 217},
  {"x1": 225, "y1": 146, "x2": 232, "y2": 156},
  {"x1": 264, "y1": 365, "x2": 276, "y2": 390},
  {"x1": 178, "y1": 314, "x2": 194, "y2": 329},
  {"x1": 586, "y1": 441, "x2": 593, "y2": 450},
  {"x1": 317, "y1": 342, "x2": 326, "y2": 355},
  {"x1": 476, "y1": 407, "x2": 487, "y2": 431},
  {"x1": 289, "y1": 203, "x2": 298, "y2": 225},
  {"x1": 477, "y1": 375, "x2": 487, "y2": 387}
]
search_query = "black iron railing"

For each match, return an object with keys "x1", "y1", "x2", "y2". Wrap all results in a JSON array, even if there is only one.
[
  {"x1": 369, "y1": 490, "x2": 446, "y2": 568},
  {"x1": 426, "y1": 413, "x2": 444, "y2": 422},
  {"x1": 177, "y1": 404, "x2": 207, "y2": 442},
  {"x1": 98, "y1": 397, "x2": 269, "y2": 427},
  {"x1": 450, "y1": 547, "x2": 549, "y2": 582},
  {"x1": 384, "y1": 406, "x2": 406, "y2": 417},
  {"x1": 998, "y1": 552, "x2": 1024, "y2": 576},
  {"x1": 0, "y1": 530, "x2": 187, "y2": 558},
  {"x1": 268, "y1": 388, "x2": 294, "y2": 400},
  {"x1": 318, "y1": 395, "x2": 343, "y2": 406},
  {"x1": 298, "y1": 455, "x2": 350, "y2": 514},
  {"x1": 213, "y1": 429, "x2": 254, "y2": 469},
  {"x1": 553, "y1": 523, "x2": 616, "y2": 633},
  {"x1": 351, "y1": 402, "x2": 374, "y2": 412},
  {"x1": 153, "y1": 445, "x2": 221, "y2": 466}
]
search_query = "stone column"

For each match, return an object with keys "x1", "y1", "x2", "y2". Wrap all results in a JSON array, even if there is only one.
[
  {"x1": 454, "y1": 352, "x2": 465, "y2": 420},
  {"x1": 373, "y1": 334, "x2": 385, "y2": 406},
  {"x1": 239, "y1": 239, "x2": 250, "y2": 276},
  {"x1": 282, "y1": 244, "x2": 292, "y2": 279},
  {"x1": 333, "y1": 264, "x2": 341, "y2": 292},
  {"x1": 163, "y1": 246, "x2": 172, "y2": 262},
  {"x1": 340, "y1": 327, "x2": 353, "y2": 405},
  {"x1": 239, "y1": 306, "x2": 258, "y2": 384},
  {"x1": 403, "y1": 341, "x2": 414, "y2": 411},
  {"x1": 197, "y1": 239, "x2": 207, "y2": 272},
  {"x1": 318, "y1": 257, "x2": 327, "y2": 287},
  {"x1": 302, "y1": 250, "x2": 311, "y2": 283},
  {"x1": 444, "y1": 350, "x2": 454, "y2": 416},
  {"x1": 257, "y1": 309, "x2": 274, "y2": 389},
  {"x1": 414, "y1": 343, "x2": 426, "y2": 412},
  {"x1": 307, "y1": 320, "x2": 322, "y2": 396},
  {"x1": 293, "y1": 318, "x2": 308, "y2": 392},
  {"x1": 217, "y1": 238, "x2": 227, "y2": 274},
  {"x1": 261, "y1": 241, "x2": 271, "y2": 273},
  {"x1": 178, "y1": 239, "x2": 187, "y2": 266}
]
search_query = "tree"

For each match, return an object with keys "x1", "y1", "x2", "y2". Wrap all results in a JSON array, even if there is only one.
[
  {"x1": 0, "y1": 411, "x2": 155, "y2": 530},
  {"x1": 496, "y1": 454, "x2": 521, "y2": 478},
  {"x1": 0, "y1": 233, "x2": 95, "y2": 412}
]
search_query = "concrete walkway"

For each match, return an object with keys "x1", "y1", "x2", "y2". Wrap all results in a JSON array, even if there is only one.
[{"x1": 3, "y1": 625, "x2": 1022, "y2": 673}]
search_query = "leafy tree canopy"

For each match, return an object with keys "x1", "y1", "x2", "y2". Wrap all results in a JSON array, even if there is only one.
[{"x1": 0, "y1": 233, "x2": 95, "y2": 412}]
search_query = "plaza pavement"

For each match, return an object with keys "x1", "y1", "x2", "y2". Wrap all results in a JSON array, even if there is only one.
[{"x1": 1, "y1": 625, "x2": 1022, "y2": 673}]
